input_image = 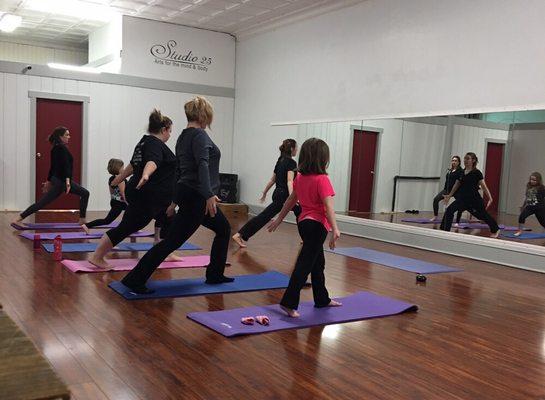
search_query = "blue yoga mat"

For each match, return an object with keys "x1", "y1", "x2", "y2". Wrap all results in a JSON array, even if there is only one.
[
  {"x1": 42, "y1": 241, "x2": 201, "y2": 253},
  {"x1": 109, "y1": 271, "x2": 290, "y2": 300},
  {"x1": 188, "y1": 291, "x2": 418, "y2": 337},
  {"x1": 502, "y1": 232, "x2": 545, "y2": 239},
  {"x1": 326, "y1": 247, "x2": 461, "y2": 274}
]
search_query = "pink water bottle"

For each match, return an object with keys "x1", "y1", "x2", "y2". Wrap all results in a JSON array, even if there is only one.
[
  {"x1": 53, "y1": 235, "x2": 62, "y2": 261},
  {"x1": 33, "y1": 234, "x2": 41, "y2": 250}
]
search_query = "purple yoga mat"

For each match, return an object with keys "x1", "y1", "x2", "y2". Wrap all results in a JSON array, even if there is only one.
[
  {"x1": 11, "y1": 221, "x2": 120, "y2": 230},
  {"x1": 188, "y1": 291, "x2": 417, "y2": 337},
  {"x1": 19, "y1": 231, "x2": 152, "y2": 240},
  {"x1": 456, "y1": 223, "x2": 529, "y2": 231},
  {"x1": 401, "y1": 217, "x2": 469, "y2": 224},
  {"x1": 61, "y1": 256, "x2": 211, "y2": 273}
]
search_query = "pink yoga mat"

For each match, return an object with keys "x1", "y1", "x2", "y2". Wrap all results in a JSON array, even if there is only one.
[{"x1": 61, "y1": 256, "x2": 211, "y2": 273}]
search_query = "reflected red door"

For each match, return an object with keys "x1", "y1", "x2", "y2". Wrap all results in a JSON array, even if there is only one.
[
  {"x1": 349, "y1": 130, "x2": 378, "y2": 213},
  {"x1": 35, "y1": 98, "x2": 83, "y2": 209},
  {"x1": 484, "y1": 142, "x2": 504, "y2": 214}
]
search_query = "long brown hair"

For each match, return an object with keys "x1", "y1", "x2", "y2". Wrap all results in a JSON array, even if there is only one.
[
  {"x1": 48, "y1": 126, "x2": 68, "y2": 145},
  {"x1": 298, "y1": 138, "x2": 329, "y2": 175},
  {"x1": 527, "y1": 172, "x2": 545, "y2": 189},
  {"x1": 465, "y1": 152, "x2": 478, "y2": 168},
  {"x1": 279, "y1": 139, "x2": 296, "y2": 158}
]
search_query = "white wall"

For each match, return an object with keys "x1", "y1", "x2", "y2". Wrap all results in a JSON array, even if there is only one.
[
  {"x1": 233, "y1": 0, "x2": 545, "y2": 207},
  {"x1": 0, "y1": 72, "x2": 234, "y2": 211},
  {"x1": 450, "y1": 125, "x2": 508, "y2": 170},
  {"x1": 505, "y1": 129, "x2": 545, "y2": 215},
  {"x1": 0, "y1": 41, "x2": 87, "y2": 66},
  {"x1": 88, "y1": 16, "x2": 122, "y2": 68}
]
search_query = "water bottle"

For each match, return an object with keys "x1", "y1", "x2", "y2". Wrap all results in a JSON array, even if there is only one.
[
  {"x1": 53, "y1": 235, "x2": 62, "y2": 261},
  {"x1": 33, "y1": 234, "x2": 41, "y2": 250}
]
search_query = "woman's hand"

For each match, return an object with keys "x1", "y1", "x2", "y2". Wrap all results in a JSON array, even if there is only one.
[
  {"x1": 136, "y1": 174, "x2": 149, "y2": 189},
  {"x1": 443, "y1": 194, "x2": 451, "y2": 203},
  {"x1": 206, "y1": 196, "x2": 221, "y2": 217},
  {"x1": 259, "y1": 193, "x2": 266, "y2": 203},
  {"x1": 65, "y1": 179, "x2": 71, "y2": 194},
  {"x1": 267, "y1": 218, "x2": 281, "y2": 232},
  {"x1": 166, "y1": 203, "x2": 176, "y2": 217},
  {"x1": 329, "y1": 228, "x2": 341, "y2": 250},
  {"x1": 42, "y1": 181, "x2": 51, "y2": 193}
]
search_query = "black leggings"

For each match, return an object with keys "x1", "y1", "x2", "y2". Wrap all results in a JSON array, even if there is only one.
[
  {"x1": 440, "y1": 198, "x2": 499, "y2": 233},
  {"x1": 519, "y1": 205, "x2": 545, "y2": 227},
  {"x1": 121, "y1": 185, "x2": 231, "y2": 288},
  {"x1": 280, "y1": 219, "x2": 331, "y2": 310},
  {"x1": 433, "y1": 190, "x2": 462, "y2": 222},
  {"x1": 238, "y1": 190, "x2": 301, "y2": 241},
  {"x1": 85, "y1": 200, "x2": 126, "y2": 228},
  {"x1": 105, "y1": 188, "x2": 170, "y2": 246},
  {"x1": 20, "y1": 176, "x2": 89, "y2": 219}
]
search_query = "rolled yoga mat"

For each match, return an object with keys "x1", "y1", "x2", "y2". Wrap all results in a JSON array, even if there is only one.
[
  {"x1": 109, "y1": 270, "x2": 290, "y2": 300},
  {"x1": 187, "y1": 291, "x2": 418, "y2": 337},
  {"x1": 11, "y1": 221, "x2": 119, "y2": 230},
  {"x1": 325, "y1": 247, "x2": 461, "y2": 274},
  {"x1": 501, "y1": 232, "x2": 545, "y2": 239},
  {"x1": 61, "y1": 256, "x2": 212, "y2": 273},
  {"x1": 42, "y1": 241, "x2": 201, "y2": 253},
  {"x1": 20, "y1": 230, "x2": 152, "y2": 240}
]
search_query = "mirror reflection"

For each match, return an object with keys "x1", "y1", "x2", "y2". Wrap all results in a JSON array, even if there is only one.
[{"x1": 277, "y1": 111, "x2": 545, "y2": 245}]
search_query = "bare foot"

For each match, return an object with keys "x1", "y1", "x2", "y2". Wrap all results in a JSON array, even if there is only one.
[
  {"x1": 513, "y1": 230, "x2": 523, "y2": 237},
  {"x1": 490, "y1": 231, "x2": 500, "y2": 239},
  {"x1": 328, "y1": 300, "x2": 343, "y2": 307},
  {"x1": 81, "y1": 224, "x2": 90, "y2": 235},
  {"x1": 11, "y1": 216, "x2": 23, "y2": 225},
  {"x1": 429, "y1": 217, "x2": 438, "y2": 222},
  {"x1": 164, "y1": 253, "x2": 184, "y2": 262},
  {"x1": 280, "y1": 305, "x2": 300, "y2": 318},
  {"x1": 453, "y1": 223, "x2": 459, "y2": 228},
  {"x1": 232, "y1": 233, "x2": 247, "y2": 248},
  {"x1": 88, "y1": 256, "x2": 114, "y2": 271}
]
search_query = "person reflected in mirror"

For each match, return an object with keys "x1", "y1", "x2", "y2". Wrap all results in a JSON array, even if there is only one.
[
  {"x1": 440, "y1": 152, "x2": 500, "y2": 238},
  {"x1": 431, "y1": 155, "x2": 464, "y2": 224},
  {"x1": 232, "y1": 139, "x2": 301, "y2": 248},
  {"x1": 514, "y1": 172, "x2": 545, "y2": 236}
]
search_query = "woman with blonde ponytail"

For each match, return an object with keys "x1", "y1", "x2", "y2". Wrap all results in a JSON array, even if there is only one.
[
  {"x1": 232, "y1": 139, "x2": 300, "y2": 248},
  {"x1": 121, "y1": 97, "x2": 233, "y2": 293}
]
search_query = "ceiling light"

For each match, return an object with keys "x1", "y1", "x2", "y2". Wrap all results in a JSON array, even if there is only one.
[
  {"x1": 0, "y1": 14, "x2": 22, "y2": 32},
  {"x1": 48, "y1": 63, "x2": 101, "y2": 74},
  {"x1": 24, "y1": 0, "x2": 117, "y2": 22}
]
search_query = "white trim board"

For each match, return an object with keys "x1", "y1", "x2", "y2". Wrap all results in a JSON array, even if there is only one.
[{"x1": 247, "y1": 204, "x2": 545, "y2": 273}]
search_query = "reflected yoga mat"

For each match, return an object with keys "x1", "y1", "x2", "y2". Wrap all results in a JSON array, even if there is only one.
[
  {"x1": 62, "y1": 255, "x2": 211, "y2": 273},
  {"x1": 11, "y1": 221, "x2": 119, "y2": 230},
  {"x1": 501, "y1": 232, "x2": 545, "y2": 239},
  {"x1": 20, "y1": 231, "x2": 152, "y2": 240},
  {"x1": 187, "y1": 291, "x2": 418, "y2": 337},
  {"x1": 456, "y1": 223, "x2": 529, "y2": 231},
  {"x1": 109, "y1": 271, "x2": 290, "y2": 300},
  {"x1": 401, "y1": 217, "x2": 469, "y2": 224},
  {"x1": 42, "y1": 241, "x2": 201, "y2": 253},
  {"x1": 326, "y1": 247, "x2": 461, "y2": 274}
]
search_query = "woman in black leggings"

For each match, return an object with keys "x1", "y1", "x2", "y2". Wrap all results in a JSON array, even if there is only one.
[
  {"x1": 14, "y1": 126, "x2": 89, "y2": 225},
  {"x1": 121, "y1": 96, "x2": 233, "y2": 294},
  {"x1": 89, "y1": 109, "x2": 176, "y2": 269},
  {"x1": 440, "y1": 152, "x2": 500, "y2": 238},
  {"x1": 514, "y1": 172, "x2": 545, "y2": 236},
  {"x1": 232, "y1": 139, "x2": 301, "y2": 248},
  {"x1": 431, "y1": 155, "x2": 463, "y2": 223}
]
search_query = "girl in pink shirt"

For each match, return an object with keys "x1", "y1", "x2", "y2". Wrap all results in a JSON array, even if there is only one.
[{"x1": 269, "y1": 138, "x2": 341, "y2": 318}]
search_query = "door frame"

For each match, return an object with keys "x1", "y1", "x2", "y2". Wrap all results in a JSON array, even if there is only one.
[
  {"x1": 347, "y1": 125, "x2": 383, "y2": 213},
  {"x1": 28, "y1": 91, "x2": 90, "y2": 205},
  {"x1": 482, "y1": 138, "x2": 507, "y2": 213}
]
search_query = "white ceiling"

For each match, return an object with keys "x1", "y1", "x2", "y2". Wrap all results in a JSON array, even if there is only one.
[{"x1": 0, "y1": 0, "x2": 365, "y2": 48}]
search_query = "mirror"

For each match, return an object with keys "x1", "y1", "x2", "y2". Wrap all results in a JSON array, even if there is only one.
[{"x1": 274, "y1": 110, "x2": 545, "y2": 245}]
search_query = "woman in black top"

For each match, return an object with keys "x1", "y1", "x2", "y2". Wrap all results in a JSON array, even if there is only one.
[
  {"x1": 440, "y1": 152, "x2": 500, "y2": 237},
  {"x1": 81, "y1": 158, "x2": 127, "y2": 233},
  {"x1": 431, "y1": 156, "x2": 463, "y2": 222},
  {"x1": 89, "y1": 109, "x2": 177, "y2": 269},
  {"x1": 514, "y1": 172, "x2": 545, "y2": 236},
  {"x1": 121, "y1": 97, "x2": 233, "y2": 293},
  {"x1": 14, "y1": 126, "x2": 89, "y2": 225},
  {"x1": 232, "y1": 139, "x2": 301, "y2": 248}
]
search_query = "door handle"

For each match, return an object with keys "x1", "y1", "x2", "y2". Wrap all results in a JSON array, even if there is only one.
[{"x1": 36, "y1": 152, "x2": 42, "y2": 159}]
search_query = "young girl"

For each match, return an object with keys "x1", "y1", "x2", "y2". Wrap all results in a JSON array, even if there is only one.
[
  {"x1": 514, "y1": 172, "x2": 545, "y2": 236},
  {"x1": 268, "y1": 138, "x2": 341, "y2": 318},
  {"x1": 232, "y1": 139, "x2": 301, "y2": 248},
  {"x1": 81, "y1": 159, "x2": 126, "y2": 233},
  {"x1": 441, "y1": 152, "x2": 500, "y2": 238}
]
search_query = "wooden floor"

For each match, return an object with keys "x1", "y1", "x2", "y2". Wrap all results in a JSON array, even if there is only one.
[{"x1": 2, "y1": 211, "x2": 545, "y2": 399}]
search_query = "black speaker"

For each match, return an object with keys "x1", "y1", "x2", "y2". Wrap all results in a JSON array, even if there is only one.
[{"x1": 219, "y1": 173, "x2": 238, "y2": 203}]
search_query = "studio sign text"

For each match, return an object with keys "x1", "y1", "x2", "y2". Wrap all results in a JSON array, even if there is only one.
[{"x1": 150, "y1": 40, "x2": 212, "y2": 72}]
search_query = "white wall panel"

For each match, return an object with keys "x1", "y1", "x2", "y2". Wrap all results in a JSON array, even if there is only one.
[{"x1": 0, "y1": 41, "x2": 87, "y2": 66}]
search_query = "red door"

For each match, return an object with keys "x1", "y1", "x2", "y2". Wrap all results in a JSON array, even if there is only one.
[
  {"x1": 36, "y1": 98, "x2": 83, "y2": 209},
  {"x1": 484, "y1": 142, "x2": 504, "y2": 214},
  {"x1": 349, "y1": 130, "x2": 378, "y2": 212}
]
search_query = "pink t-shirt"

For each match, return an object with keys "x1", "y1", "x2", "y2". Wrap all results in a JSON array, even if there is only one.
[{"x1": 294, "y1": 174, "x2": 335, "y2": 231}]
